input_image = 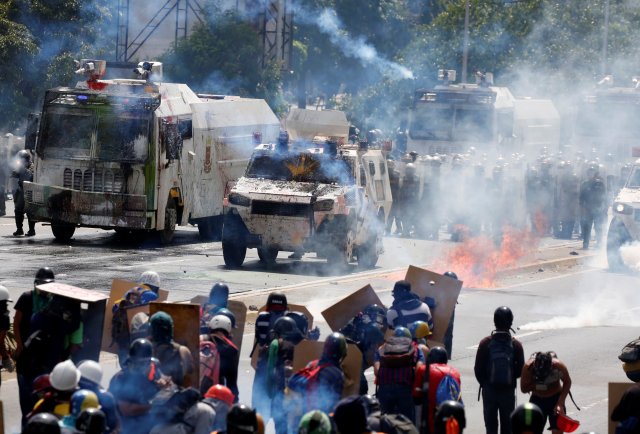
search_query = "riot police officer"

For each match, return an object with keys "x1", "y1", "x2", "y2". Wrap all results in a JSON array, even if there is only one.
[
  {"x1": 579, "y1": 163, "x2": 608, "y2": 249},
  {"x1": 12, "y1": 150, "x2": 35, "y2": 236}
]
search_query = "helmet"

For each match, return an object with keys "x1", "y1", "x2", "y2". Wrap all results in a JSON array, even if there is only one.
[
  {"x1": 0, "y1": 285, "x2": 12, "y2": 302},
  {"x1": 227, "y1": 404, "x2": 258, "y2": 433},
  {"x1": 362, "y1": 304, "x2": 386, "y2": 327},
  {"x1": 409, "y1": 320, "x2": 432, "y2": 340},
  {"x1": 493, "y1": 306, "x2": 514, "y2": 330},
  {"x1": 70, "y1": 389, "x2": 99, "y2": 418},
  {"x1": 150, "y1": 311, "x2": 174, "y2": 344},
  {"x1": 75, "y1": 408, "x2": 107, "y2": 434},
  {"x1": 360, "y1": 394, "x2": 381, "y2": 414},
  {"x1": 204, "y1": 384, "x2": 235, "y2": 406},
  {"x1": 298, "y1": 410, "x2": 332, "y2": 434},
  {"x1": 139, "y1": 270, "x2": 160, "y2": 289},
  {"x1": 209, "y1": 282, "x2": 229, "y2": 306},
  {"x1": 130, "y1": 312, "x2": 150, "y2": 338},
  {"x1": 556, "y1": 414, "x2": 580, "y2": 433},
  {"x1": 405, "y1": 163, "x2": 416, "y2": 176},
  {"x1": 208, "y1": 314, "x2": 232, "y2": 334},
  {"x1": 35, "y1": 267, "x2": 55, "y2": 284},
  {"x1": 322, "y1": 332, "x2": 347, "y2": 363},
  {"x1": 24, "y1": 413, "x2": 60, "y2": 434},
  {"x1": 266, "y1": 292, "x2": 287, "y2": 311},
  {"x1": 427, "y1": 346, "x2": 448, "y2": 364},
  {"x1": 139, "y1": 288, "x2": 158, "y2": 304},
  {"x1": 392, "y1": 280, "x2": 411, "y2": 295},
  {"x1": 272, "y1": 316, "x2": 300, "y2": 338},
  {"x1": 443, "y1": 271, "x2": 458, "y2": 280},
  {"x1": 393, "y1": 326, "x2": 411, "y2": 339},
  {"x1": 32, "y1": 374, "x2": 52, "y2": 395},
  {"x1": 216, "y1": 307, "x2": 237, "y2": 328},
  {"x1": 333, "y1": 395, "x2": 368, "y2": 434},
  {"x1": 77, "y1": 360, "x2": 103, "y2": 386},
  {"x1": 128, "y1": 338, "x2": 153, "y2": 361},
  {"x1": 49, "y1": 359, "x2": 81, "y2": 392},
  {"x1": 510, "y1": 403, "x2": 545, "y2": 434},
  {"x1": 17, "y1": 150, "x2": 31, "y2": 162},
  {"x1": 434, "y1": 400, "x2": 466, "y2": 433}
]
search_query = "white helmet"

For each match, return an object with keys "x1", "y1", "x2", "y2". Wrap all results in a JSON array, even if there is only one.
[
  {"x1": 50, "y1": 359, "x2": 81, "y2": 392},
  {"x1": 78, "y1": 360, "x2": 103, "y2": 387},
  {"x1": 0, "y1": 285, "x2": 12, "y2": 302},
  {"x1": 208, "y1": 315, "x2": 232, "y2": 334},
  {"x1": 140, "y1": 271, "x2": 160, "y2": 288}
]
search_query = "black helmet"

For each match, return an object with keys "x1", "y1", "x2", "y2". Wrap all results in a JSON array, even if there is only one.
[
  {"x1": 227, "y1": 404, "x2": 258, "y2": 433},
  {"x1": 266, "y1": 292, "x2": 287, "y2": 312},
  {"x1": 75, "y1": 408, "x2": 107, "y2": 434},
  {"x1": 17, "y1": 150, "x2": 31, "y2": 162},
  {"x1": 494, "y1": 306, "x2": 514, "y2": 330},
  {"x1": 216, "y1": 307, "x2": 237, "y2": 328},
  {"x1": 24, "y1": 412, "x2": 61, "y2": 434},
  {"x1": 209, "y1": 282, "x2": 229, "y2": 307},
  {"x1": 363, "y1": 304, "x2": 386, "y2": 327},
  {"x1": 272, "y1": 316, "x2": 300, "y2": 338},
  {"x1": 322, "y1": 332, "x2": 347, "y2": 363},
  {"x1": 150, "y1": 311, "x2": 174, "y2": 344},
  {"x1": 128, "y1": 338, "x2": 153, "y2": 361},
  {"x1": 427, "y1": 346, "x2": 448, "y2": 364},
  {"x1": 35, "y1": 267, "x2": 55, "y2": 284},
  {"x1": 360, "y1": 394, "x2": 381, "y2": 414},
  {"x1": 392, "y1": 280, "x2": 411, "y2": 296},
  {"x1": 510, "y1": 403, "x2": 545, "y2": 434},
  {"x1": 443, "y1": 271, "x2": 458, "y2": 280},
  {"x1": 434, "y1": 401, "x2": 466, "y2": 434}
]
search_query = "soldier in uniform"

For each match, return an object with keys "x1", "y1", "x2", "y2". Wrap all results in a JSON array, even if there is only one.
[
  {"x1": 11, "y1": 150, "x2": 36, "y2": 236},
  {"x1": 555, "y1": 162, "x2": 579, "y2": 240},
  {"x1": 398, "y1": 163, "x2": 420, "y2": 237},
  {"x1": 385, "y1": 160, "x2": 402, "y2": 235},
  {"x1": 579, "y1": 163, "x2": 608, "y2": 249}
]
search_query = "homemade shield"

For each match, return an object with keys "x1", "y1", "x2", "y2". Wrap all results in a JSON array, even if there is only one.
[
  {"x1": 291, "y1": 340, "x2": 362, "y2": 397},
  {"x1": 149, "y1": 302, "x2": 200, "y2": 389},
  {"x1": 321, "y1": 285, "x2": 384, "y2": 332},
  {"x1": 404, "y1": 266, "x2": 463, "y2": 343},
  {"x1": 609, "y1": 382, "x2": 636, "y2": 434},
  {"x1": 36, "y1": 282, "x2": 109, "y2": 362},
  {"x1": 190, "y1": 295, "x2": 247, "y2": 354},
  {"x1": 101, "y1": 279, "x2": 169, "y2": 353}
]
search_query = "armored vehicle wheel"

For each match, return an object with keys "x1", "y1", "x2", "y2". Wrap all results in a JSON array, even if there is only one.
[
  {"x1": 326, "y1": 230, "x2": 354, "y2": 267},
  {"x1": 357, "y1": 237, "x2": 379, "y2": 269},
  {"x1": 159, "y1": 200, "x2": 177, "y2": 245},
  {"x1": 51, "y1": 221, "x2": 75, "y2": 242},
  {"x1": 223, "y1": 241, "x2": 246, "y2": 268},
  {"x1": 607, "y1": 218, "x2": 631, "y2": 272},
  {"x1": 198, "y1": 216, "x2": 222, "y2": 241},
  {"x1": 258, "y1": 247, "x2": 278, "y2": 266}
]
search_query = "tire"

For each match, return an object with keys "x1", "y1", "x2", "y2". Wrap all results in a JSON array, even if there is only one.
[
  {"x1": 357, "y1": 237, "x2": 379, "y2": 269},
  {"x1": 326, "y1": 229, "x2": 354, "y2": 267},
  {"x1": 159, "y1": 200, "x2": 177, "y2": 245},
  {"x1": 51, "y1": 221, "x2": 76, "y2": 242},
  {"x1": 223, "y1": 241, "x2": 247, "y2": 268},
  {"x1": 607, "y1": 218, "x2": 631, "y2": 272},
  {"x1": 198, "y1": 216, "x2": 222, "y2": 241},
  {"x1": 258, "y1": 247, "x2": 278, "y2": 266}
]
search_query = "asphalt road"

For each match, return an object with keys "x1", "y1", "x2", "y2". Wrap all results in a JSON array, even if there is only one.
[{"x1": 0, "y1": 200, "x2": 635, "y2": 434}]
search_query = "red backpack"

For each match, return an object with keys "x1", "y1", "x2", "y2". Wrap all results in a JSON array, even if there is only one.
[{"x1": 200, "y1": 341, "x2": 220, "y2": 386}]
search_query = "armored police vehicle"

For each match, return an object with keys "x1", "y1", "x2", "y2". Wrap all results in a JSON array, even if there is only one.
[{"x1": 608, "y1": 161, "x2": 640, "y2": 269}]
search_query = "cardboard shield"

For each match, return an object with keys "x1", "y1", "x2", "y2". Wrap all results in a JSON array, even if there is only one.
[
  {"x1": 404, "y1": 266, "x2": 463, "y2": 343},
  {"x1": 321, "y1": 285, "x2": 385, "y2": 332},
  {"x1": 36, "y1": 282, "x2": 109, "y2": 362},
  {"x1": 291, "y1": 340, "x2": 362, "y2": 397},
  {"x1": 189, "y1": 295, "x2": 247, "y2": 355},
  {"x1": 102, "y1": 279, "x2": 169, "y2": 353},
  {"x1": 149, "y1": 302, "x2": 200, "y2": 389},
  {"x1": 251, "y1": 304, "x2": 314, "y2": 369},
  {"x1": 609, "y1": 382, "x2": 636, "y2": 434}
]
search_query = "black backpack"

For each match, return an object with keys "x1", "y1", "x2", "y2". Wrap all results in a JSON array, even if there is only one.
[
  {"x1": 156, "y1": 342, "x2": 186, "y2": 386},
  {"x1": 487, "y1": 334, "x2": 514, "y2": 387},
  {"x1": 380, "y1": 413, "x2": 419, "y2": 434}
]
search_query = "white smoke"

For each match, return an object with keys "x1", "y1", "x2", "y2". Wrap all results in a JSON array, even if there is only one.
[
  {"x1": 300, "y1": 7, "x2": 414, "y2": 80},
  {"x1": 620, "y1": 242, "x2": 640, "y2": 272}
]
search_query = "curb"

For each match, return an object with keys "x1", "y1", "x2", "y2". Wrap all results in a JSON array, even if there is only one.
[{"x1": 498, "y1": 251, "x2": 598, "y2": 277}]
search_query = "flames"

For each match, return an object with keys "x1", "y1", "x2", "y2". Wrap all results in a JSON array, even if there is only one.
[{"x1": 436, "y1": 226, "x2": 539, "y2": 288}]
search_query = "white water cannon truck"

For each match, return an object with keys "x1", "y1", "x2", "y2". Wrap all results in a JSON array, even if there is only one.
[{"x1": 23, "y1": 60, "x2": 280, "y2": 242}]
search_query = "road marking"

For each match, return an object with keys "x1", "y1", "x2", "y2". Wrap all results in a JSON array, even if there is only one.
[{"x1": 466, "y1": 330, "x2": 541, "y2": 350}]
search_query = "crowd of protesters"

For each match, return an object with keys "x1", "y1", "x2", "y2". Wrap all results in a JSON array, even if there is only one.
[{"x1": 0, "y1": 267, "x2": 637, "y2": 434}]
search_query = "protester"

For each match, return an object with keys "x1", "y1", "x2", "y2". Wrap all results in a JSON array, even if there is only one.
[
  {"x1": 226, "y1": 404, "x2": 259, "y2": 434},
  {"x1": 0, "y1": 285, "x2": 14, "y2": 388},
  {"x1": 297, "y1": 410, "x2": 332, "y2": 434},
  {"x1": 60, "y1": 389, "x2": 100, "y2": 430},
  {"x1": 611, "y1": 382, "x2": 640, "y2": 433},
  {"x1": 23, "y1": 412, "x2": 61, "y2": 434},
  {"x1": 332, "y1": 395, "x2": 374, "y2": 434},
  {"x1": 202, "y1": 385, "x2": 236, "y2": 432},
  {"x1": 510, "y1": 403, "x2": 545, "y2": 434},
  {"x1": 520, "y1": 351, "x2": 572, "y2": 434},
  {"x1": 149, "y1": 311, "x2": 195, "y2": 387},
  {"x1": 474, "y1": 306, "x2": 525, "y2": 434},
  {"x1": 28, "y1": 360, "x2": 81, "y2": 419},
  {"x1": 77, "y1": 360, "x2": 120, "y2": 433},
  {"x1": 387, "y1": 280, "x2": 434, "y2": 331},
  {"x1": 139, "y1": 271, "x2": 161, "y2": 295},
  {"x1": 75, "y1": 408, "x2": 108, "y2": 434},
  {"x1": 201, "y1": 282, "x2": 230, "y2": 332},
  {"x1": 112, "y1": 284, "x2": 158, "y2": 366},
  {"x1": 434, "y1": 400, "x2": 466, "y2": 434},
  {"x1": 200, "y1": 315, "x2": 239, "y2": 399},
  {"x1": 409, "y1": 319, "x2": 431, "y2": 362}
]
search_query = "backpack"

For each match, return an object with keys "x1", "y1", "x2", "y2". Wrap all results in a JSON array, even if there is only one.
[
  {"x1": 487, "y1": 335, "x2": 514, "y2": 387},
  {"x1": 288, "y1": 360, "x2": 330, "y2": 394},
  {"x1": 199, "y1": 341, "x2": 220, "y2": 387},
  {"x1": 111, "y1": 299, "x2": 132, "y2": 347},
  {"x1": 379, "y1": 413, "x2": 419, "y2": 434},
  {"x1": 156, "y1": 342, "x2": 186, "y2": 386},
  {"x1": 619, "y1": 338, "x2": 640, "y2": 363},
  {"x1": 378, "y1": 337, "x2": 416, "y2": 368},
  {"x1": 435, "y1": 369, "x2": 462, "y2": 406}
]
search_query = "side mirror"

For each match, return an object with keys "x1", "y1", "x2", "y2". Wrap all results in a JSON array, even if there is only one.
[{"x1": 25, "y1": 113, "x2": 40, "y2": 152}]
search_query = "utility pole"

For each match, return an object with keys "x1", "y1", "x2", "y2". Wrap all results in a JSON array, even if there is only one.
[
  {"x1": 462, "y1": 0, "x2": 470, "y2": 83},
  {"x1": 601, "y1": 0, "x2": 610, "y2": 76}
]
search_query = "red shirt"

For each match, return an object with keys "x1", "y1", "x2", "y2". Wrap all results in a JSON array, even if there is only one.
[{"x1": 413, "y1": 363, "x2": 461, "y2": 433}]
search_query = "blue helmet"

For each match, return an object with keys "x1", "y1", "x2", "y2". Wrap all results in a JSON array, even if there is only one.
[
  {"x1": 70, "y1": 389, "x2": 99, "y2": 418},
  {"x1": 393, "y1": 326, "x2": 411, "y2": 339}
]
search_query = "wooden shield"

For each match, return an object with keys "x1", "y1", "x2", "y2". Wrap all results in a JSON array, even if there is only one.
[
  {"x1": 250, "y1": 304, "x2": 315, "y2": 369},
  {"x1": 321, "y1": 285, "x2": 385, "y2": 332},
  {"x1": 101, "y1": 279, "x2": 169, "y2": 353},
  {"x1": 404, "y1": 266, "x2": 463, "y2": 343},
  {"x1": 149, "y1": 302, "x2": 200, "y2": 389},
  {"x1": 609, "y1": 382, "x2": 636, "y2": 434},
  {"x1": 291, "y1": 340, "x2": 362, "y2": 397},
  {"x1": 36, "y1": 282, "x2": 108, "y2": 362},
  {"x1": 189, "y1": 295, "x2": 247, "y2": 354}
]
